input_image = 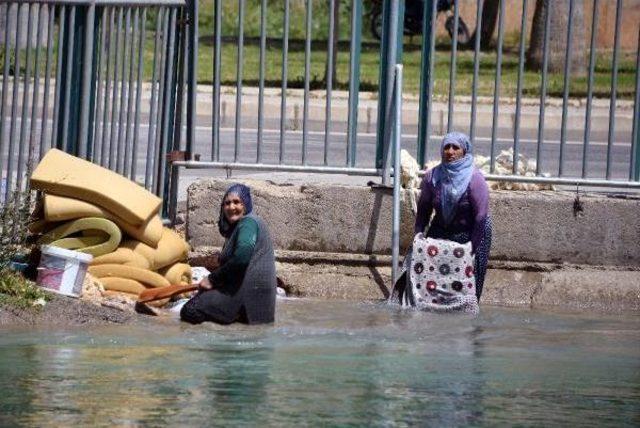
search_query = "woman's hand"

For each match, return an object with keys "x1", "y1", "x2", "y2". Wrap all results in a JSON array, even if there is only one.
[{"x1": 198, "y1": 277, "x2": 213, "y2": 291}]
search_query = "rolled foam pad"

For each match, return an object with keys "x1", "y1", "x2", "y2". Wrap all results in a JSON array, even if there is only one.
[
  {"x1": 49, "y1": 235, "x2": 106, "y2": 250},
  {"x1": 31, "y1": 149, "x2": 161, "y2": 225},
  {"x1": 88, "y1": 264, "x2": 170, "y2": 288},
  {"x1": 122, "y1": 228, "x2": 190, "y2": 271},
  {"x1": 38, "y1": 217, "x2": 122, "y2": 257},
  {"x1": 100, "y1": 277, "x2": 147, "y2": 295},
  {"x1": 91, "y1": 248, "x2": 151, "y2": 270},
  {"x1": 43, "y1": 194, "x2": 163, "y2": 247},
  {"x1": 159, "y1": 263, "x2": 192, "y2": 285}
]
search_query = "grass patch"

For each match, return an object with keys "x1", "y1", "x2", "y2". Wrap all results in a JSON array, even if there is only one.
[{"x1": 0, "y1": 268, "x2": 48, "y2": 310}]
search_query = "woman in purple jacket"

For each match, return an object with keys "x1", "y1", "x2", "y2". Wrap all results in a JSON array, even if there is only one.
[{"x1": 414, "y1": 132, "x2": 492, "y2": 300}]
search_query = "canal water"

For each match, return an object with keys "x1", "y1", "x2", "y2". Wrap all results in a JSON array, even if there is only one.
[{"x1": 1, "y1": 299, "x2": 638, "y2": 426}]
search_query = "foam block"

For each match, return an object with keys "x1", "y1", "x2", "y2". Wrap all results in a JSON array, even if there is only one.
[
  {"x1": 88, "y1": 264, "x2": 170, "y2": 288},
  {"x1": 43, "y1": 194, "x2": 163, "y2": 247},
  {"x1": 122, "y1": 228, "x2": 190, "y2": 271},
  {"x1": 91, "y1": 248, "x2": 151, "y2": 270},
  {"x1": 38, "y1": 217, "x2": 122, "y2": 257},
  {"x1": 31, "y1": 149, "x2": 161, "y2": 225},
  {"x1": 159, "y1": 263, "x2": 192, "y2": 285}
]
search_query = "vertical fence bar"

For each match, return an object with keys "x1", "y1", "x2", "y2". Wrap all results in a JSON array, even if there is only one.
[
  {"x1": 93, "y1": 7, "x2": 107, "y2": 163},
  {"x1": 60, "y1": 6, "x2": 76, "y2": 152},
  {"x1": 17, "y1": 2, "x2": 35, "y2": 192},
  {"x1": 28, "y1": 4, "x2": 45, "y2": 172},
  {"x1": 40, "y1": 4, "x2": 55, "y2": 158},
  {"x1": 234, "y1": 0, "x2": 245, "y2": 162},
  {"x1": 606, "y1": 0, "x2": 622, "y2": 179},
  {"x1": 558, "y1": 0, "x2": 575, "y2": 176},
  {"x1": 446, "y1": 0, "x2": 460, "y2": 133},
  {"x1": 6, "y1": 2, "x2": 25, "y2": 198},
  {"x1": 116, "y1": 7, "x2": 131, "y2": 174},
  {"x1": 582, "y1": 0, "x2": 599, "y2": 178},
  {"x1": 469, "y1": 0, "x2": 483, "y2": 144},
  {"x1": 156, "y1": 7, "x2": 177, "y2": 198},
  {"x1": 346, "y1": 0, "x2": 362, "y2": 167},
  {"x1": 78, "y1": 2, "x2": 96, "y2": 160},
  {"x1": 100, "y1": 7, "x2": 115, "y2": 166},
  {"x1": 0, "y1": 3, "x2": 15, "y2": 198},
  {"x1": 535, "y1": 0, "x2": 551, "y2": 175},
  {"x1": 279, "y1": 0, "x2": 290, "y2": 164},
  {"x1": 152, "y1": 7, "x2": 170, "y2": 193},
  {"x1": 302, "y1": 0, "x2": 313, "y2": 165},
  {"x1": 392, "y1": 64, "x2": 403, "y2": 286},
  {"x1": 379, "y1": 0, "x2": 401, "y2": 180},
  {"x1": 489, "y1": 0, "x2": 505, "y2": 173},
  {"x1": 186, "y1": 0, "x2": 197, "y2": 159},
  {"x1": 512, "y1": 0, "x2": 528, "y2": 174},
  {"x1": 109, "y1": 7, "x2": 123, "y2": 170},
  {"x1": 630, "y1": 28, "x2": 640, "y2": 181},
  {"x1": 256, "y1": 0, "x2": 267, "y2": 163},
  {"x1": 132, "y1": 8, "x2": 146, "y2": 180},
  {"x1": 146, "y1": 6, "x2": 163, "y2": 188},
  {"x1": 51, "y1": 6, "x2": 66, "y2": 151},
  {"x1": 323, "y1": 0, "x2": 336, "y2": 166},
  {"x1": 212, "y1": 0, "x2": 221, "y2": 161},
  {"x1": 124, "y1": 7, "x2": 137, "y2": 176},
  {"x1": 417, "y1": 0, "x2": 437, "y2": 166}
]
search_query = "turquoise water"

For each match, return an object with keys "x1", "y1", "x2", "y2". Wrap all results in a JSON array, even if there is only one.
[{"x1": 1, "y1": 299, "x2": 639, "y2": 426}]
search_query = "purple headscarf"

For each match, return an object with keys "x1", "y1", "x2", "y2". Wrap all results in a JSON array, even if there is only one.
[
  {"x1": 218, "y1": 183, "x2": 253, "y2": 238},
  {"x1": 431, "y1": 132, "x2": 474, "y2": 226}
]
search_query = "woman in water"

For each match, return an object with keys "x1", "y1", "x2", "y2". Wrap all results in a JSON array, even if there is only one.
[
  {"x1": 181, "y1": 184, "x2": 277, "y2": 324},
  {"x1": 394, "y1": 132, "x2": 492, "y2": 309}
]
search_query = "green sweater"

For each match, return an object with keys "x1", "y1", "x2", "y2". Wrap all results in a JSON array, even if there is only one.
[{"x1": 209, "y1": 216, "x2": 259, "y2": 287}]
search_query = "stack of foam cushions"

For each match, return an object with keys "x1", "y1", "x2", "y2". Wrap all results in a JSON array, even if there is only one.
[{"x1": 30, "y1": 149, "x2": 191, "y2": 303}]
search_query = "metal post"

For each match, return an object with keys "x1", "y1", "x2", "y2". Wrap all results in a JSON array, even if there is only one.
[
  {"x1": 558, "y1": 0, "x2": 575, "y2": 176},
  {"x1": 78, "y1": 2, "x2": 96, "y2": 160},
  {"x1": 469, "y1": 0, "x2": 483, "y2": 145},
  {"x1": 186, "y1": 0, "x2": 198, "y2": 159},
  {"x1": 512, "y1": 0, "x2": 528, "y2": 174},
  {"x1": 606, "y1": 0, "x2": 622, "y2": 179},
  {"x1": 582, "y1": 0, "x2": 599, "y2": 178},
  {"x1": 324, "y1": 0, "x2": 336, "y2": 166},
  {"x1": 17, "y1": 2, "x2": 34, "y2": 193},
  {"x1": 377, "y1": 0, "x2": 402, "y2": 181},
  {"x1": 631, "y1": 28, "x2": 640, "y2": 181},
  {"x1": 279, "y1": 0, "x2": 290, "y2": 164},
  {"x1": 212, "y1": 0, "x2": 221, "y2": 161},
  {"x1": 257, "y1": 0, "x2": 266, "y2": 163},
  {"x1": 234, "y1": 0, "x2": 245, "y2": 162},
  {"x1": 535, "y1": 0, "x2": 551, "y2": 175},
  {"x1": 447, "y1": 0, "x2": 460, "y2": 133},
  {"x1": 489, "y1": 0, "x2": 505, "y2": 173},
  {"x1": 346, "y1": 0, "x2": 362, "y2": 167},
  {"x1": 302, "y1": 0, "x2": 312, "y2": 165},
  {"x1": 0, "y1": 3, "x2": 14, "y2": 198},
  {"x1": 392, "y1": 64, "x2": 403, "y2": 286}
]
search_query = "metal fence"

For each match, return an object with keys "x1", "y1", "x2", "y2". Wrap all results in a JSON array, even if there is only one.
[
  {"x1": 414, "y1": 0, "x2": 640, "y2": 187},
  {"x1": 0, "y1": 0, "x2": 189, "y2": 210},
  {"x1": 178, "y1": 0, "x2": 639, "y2": 190}
]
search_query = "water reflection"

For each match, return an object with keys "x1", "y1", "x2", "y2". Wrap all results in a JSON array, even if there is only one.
[{"x1": 0, "y1": 300, "x2": 638, "y2": 426}]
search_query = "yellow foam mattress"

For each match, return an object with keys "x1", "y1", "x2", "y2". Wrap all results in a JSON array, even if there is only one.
[
  {"x1": 43, "y1": 194, "x2": 163, "y2": 247},
  {"x1": 31, "y1": 149, "x2": 161, "y2": 225},
  {"x1": 91, "y1": 247, "x2": 151, "y2": 270},
  {"x1": 88, "y1": 264, "x2": 170, "y2": 288},
  {"x1": 122, "y1": 228, "x2": 190, "y2": 271},
  {"x1": 38, "y1": 217, "x2": 122, "y2": 257},
  {"x1": 159, "y1": 263, "x2": 192, "y2": 285}
]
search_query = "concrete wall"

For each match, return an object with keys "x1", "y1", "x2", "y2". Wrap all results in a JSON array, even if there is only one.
[{"x1": 187, "y1": 179, "x2": 640, "y2": 267}]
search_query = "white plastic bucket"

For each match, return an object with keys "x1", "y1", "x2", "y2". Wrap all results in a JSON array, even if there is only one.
[{"x1": 36, "y1": 245, "x2": 93, "y2": 298}]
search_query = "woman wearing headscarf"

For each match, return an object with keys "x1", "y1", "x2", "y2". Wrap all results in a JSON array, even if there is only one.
[
  {"x1": 413, "y1": 131, "x2": 492, "y2": 300},
  {"x1": 180, "y1": 183, "x2": 277, "y2": 325}
]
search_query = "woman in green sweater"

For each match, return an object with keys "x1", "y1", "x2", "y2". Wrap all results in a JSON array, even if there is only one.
[{"x1": 180, "y1": 184, "x2": 277, "y2": 325}]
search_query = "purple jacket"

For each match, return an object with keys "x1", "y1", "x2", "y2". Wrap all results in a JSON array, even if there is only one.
[{"x1": 414, "y1": 167, "x2": 490, "y2": 252}]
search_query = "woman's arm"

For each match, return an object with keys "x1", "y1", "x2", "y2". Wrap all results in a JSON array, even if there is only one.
[
  {"x1": 468, "y1": 171, "x2": 490, "y2": 253},
  {"x1": 414, "y1": 170, "x2": 434, "y2": 235},
  {"x1": 208, "y1": 217, "x2": 259, "y2": 286}
]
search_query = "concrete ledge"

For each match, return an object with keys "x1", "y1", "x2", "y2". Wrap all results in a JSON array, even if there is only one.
[
  {"x1": 187, "y1": 179, "x2": 640, "y2": 267},
  {"x1": 189, "y1": 248, "x2": 640, "y2": 314}
]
